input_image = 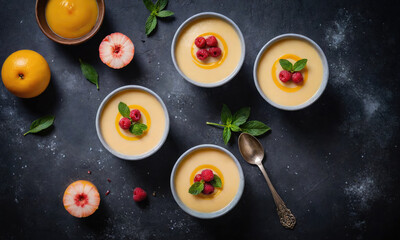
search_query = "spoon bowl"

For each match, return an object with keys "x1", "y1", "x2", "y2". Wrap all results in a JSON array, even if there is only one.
[{"x1": 238, "y1": 133, "x2": 265, "y2": 165}]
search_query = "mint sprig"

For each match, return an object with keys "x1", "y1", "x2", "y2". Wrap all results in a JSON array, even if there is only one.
[
  {"x1": 207, "y1": 104, "x2": 271, "y2": 145},
  {"x1": 24, "y1": 115, "x2": 55, "y2": 136},
  {"x1": 188, "y1": 174, "x2": 223, "y2": 195},
  {"x1": 143, "y1": 0, "x2": 174, "y2": 36},
  {"x1": 279, "y1": 58, "x2": 307, "y2": 73},
  {"x1": 79, "y1": 59, "x2": 99, "y2": 90},
  {"x1": 118, "y1": 102, "x2": 148, "y2": 136}
]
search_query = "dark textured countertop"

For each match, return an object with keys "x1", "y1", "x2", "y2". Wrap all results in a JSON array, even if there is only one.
[{"x1": 0, "y1": 0, "x2": 399, "y2": 239}]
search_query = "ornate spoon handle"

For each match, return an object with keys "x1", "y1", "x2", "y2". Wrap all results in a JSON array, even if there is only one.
[{"x1": 257, "y1": 163, "x2": 296, "y2": 229}]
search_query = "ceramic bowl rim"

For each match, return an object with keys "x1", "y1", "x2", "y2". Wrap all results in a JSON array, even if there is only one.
[
  {"x1": 253, "y1": 33, "x2": 329, "y2": 111},
  {"x1": 170, "y1": 144, "x2": 245, "y2": 219},
  {"x1": 171, "y1": 12, "x2": 246, "y2": 88},
  {"x1": 95, "y1": 85, "x2": 170, "y2": 161}
]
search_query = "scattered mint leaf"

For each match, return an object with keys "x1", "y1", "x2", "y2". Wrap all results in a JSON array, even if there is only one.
[
  {"x1": 145, "y1": 14, "x2": 157, "y2": 36},
  {"x1": 293, "y1": 59, "x2": 308, "y2": 72},
  {"x1": 118, "y1": 102, "x2": 131, "y2": 118},
  {"x1": 241, "y1": 120, "x2": 271, "y2": 136},
  {"x1": 24, "y1": 115, "x2": 54, "y2": 136},
  {"x1": 129, "y1": 123, "x2": 148, "y2": 135},
  {"x1": 79, "y1": 59, "x2": 99, "y2": 90},
  {"x1": 210, "y1": 174, "x2": 222, "y2": 188},
  {"x1": 155, "y1": 0, "x2": 167, "y2": 11},
  {"x1": 156, "y1": 10, "x2": 174, "y2": 17},
  {"x1": 206, "y1": 104, "x2": 271, "y2": 144},
  {"x1": 143, "y1": 0, "x2": 173, "y2": 36},
  {"x1": 189, "y1": 182, "x2": 204, "y2": 195},
  {"x1": 221, "y1": 104, "x2": 232, "y2": 125},
  {"x1": 143, "y1": 0, "x2": 156, "y2": 11},
  {"x1": 232, "y1": 107, "x2": 250, "y2": 126},
  {"x1": 223, "y1": 127, "x2": 231, "y2": 145},
  {"x1": 279, "y1": 59, "x2": 293, "y2": 72}
]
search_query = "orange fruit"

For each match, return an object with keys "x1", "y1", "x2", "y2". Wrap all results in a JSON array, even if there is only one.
[
  {"x1": 63, "y1": 180, "x2": 100, "y2": 218},
  {"x1": 1, "y1": 50, "x2": 50, "y2": 98}
]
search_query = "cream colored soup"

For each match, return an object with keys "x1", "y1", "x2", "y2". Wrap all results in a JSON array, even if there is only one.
[
  {"x1": 175, "y1": 17, "x2": 242, "y2": 84},
  {"x1": 100, "y1": 90, "x2": 165, "y2": 156},
  {"x1": 174, "y1": 148, "x2": 240, "y2": 213},
  {"x1": 257, "y1": 39, "x2": 323, "y2": 106}
]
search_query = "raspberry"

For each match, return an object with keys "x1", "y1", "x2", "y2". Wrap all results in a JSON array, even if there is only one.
[
  {"x1": 133, "y1": 187, "x2": 147, "y2": 202},
  {"x1": 194, "y1": 174, "x2": 202, "y2": 182},
  {"x1": 130, "y1": 109, "x2": 141, "y2": 122},
  {"x1": 201, "y1": 169, "x2": 214, "y2": 182},
  {"x1": 279, "y1": 70, "x2": 292, "y2": 82},
  {"x1": 119, "y1": 117, "x2": 131, "y2": 129},
  {"x1": 292, "y1": 72, "x2": 304, "y2": 83},
  {"x1": 196, "y1": 49, "x2": 209, "y2": 60},
  {"x1": 202, "y1": 183, "x2": 214, "y2": 194},
  {"x1": 205, "y1": 36, "x2": 218, "y2": 47},
  {"x1": 208, "y1": 47, "x2": 221, "y2": 57},
  {"x1": 194, "y1": 37, "x2": 206, "y2": 48}
]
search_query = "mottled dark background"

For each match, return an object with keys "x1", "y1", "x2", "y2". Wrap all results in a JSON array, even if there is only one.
[{"x1": 0, "y1": 0, "x2": 399, "y2": 239}]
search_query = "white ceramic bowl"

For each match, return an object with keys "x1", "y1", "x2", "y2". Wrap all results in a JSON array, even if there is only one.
[
  {"x1": 253, "y1": 33, "x2": 329, "y2": 111},
  {"x1": 95, "y1": 85, "x2": 170, "y2": 160},
  {"x1": 171, "y1": 12, "x2": 246, "y2": 88},
  {"x1": 170, "y1": 144, "x2": 245, "y2": 219}
]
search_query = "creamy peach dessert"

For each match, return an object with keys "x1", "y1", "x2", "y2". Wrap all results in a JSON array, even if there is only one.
[
  {"x1": 99, "y1": 89, "x2": 166, "y2": 156},
  {"x1": 257, "y1": 38, "x2": 324, "y2": 106},
  {"x1": 175, "y1": 17, "x2": 242, "y2": 84},
  {"x1": 174, "y1": 148, "x2": 240, "y2": 213}
]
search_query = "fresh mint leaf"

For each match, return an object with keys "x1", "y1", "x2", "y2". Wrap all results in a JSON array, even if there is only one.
[
  {"x1": 118, "y1": 102, "x2": 130, "y2": 118},
  {"x1": 143, "y1": 0, "x2": 156, "y2": 11},
  {"x1": 79, "y1": 59, "x2": 99, "y2": 89},
  {"x1": 241, "y1": 120, "x2": 271, "y2": 136},
  {"x1": 155, "y1": 0, "x2": 168, "y2": 11},
  {"x1": 232, "y1": 107, "x2": 250, "y2": 126},
  {"x1": 130, "y1": 123, "x2": 148, "y2": 135},
  {"x1": 221, "y1": 104, "x2": 232, "y2": 125},
  {"x1": 156, "y1": 10, "x2": 174, "y2": 17},
  {"x1": 223, "y1": 127, "x2": 231, "y2": 145},
  {"x1": 210, "y1": 174, "x2": 222, "y2": 188},
  {"x1": 293, "y1": 59, "x2": 308, "y2": 72},
  {"x1": 230, "y1": 125, "x2": 241, "y2": 132},
  {"x1": 189, "y1": 182, "x2": 204, "y2": 195},
  {"x1": 145, "y1": 14, "x2": 157, "y2": 36},
  {"x1": 279, "y1": 59, "x2": 293, "y2": 72},
  {"x1": 24, "y1": 115, "x2": 54, "y2": 136}
]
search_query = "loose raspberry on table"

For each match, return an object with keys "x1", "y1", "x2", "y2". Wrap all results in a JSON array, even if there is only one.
[
  {"x1": 205, "y1": 36, "x2": 218, "y2": 47},
  {"x1": 130, "y1": 109, "x2": 141, "y2": 122},
  {"x1": 202, "y1": 183, "x2": 214, "y2": 194},
  {"x1": 194, "y1": 37, "x2": 206, "y2": 48},
  {"x1": 279, "y1": 70, "x2": 292, "y2": 83},
  {"x1": 194, "y1": 174, "x2": 202, "y2": 182},
  {"x1": 201, "y1": 169, "x2": 214, "y2": 182},
  {"x1": 133, "y1": 187, "x2": 147, "y2": 202},
  {"x1": 208, "y1": 47, "x2": 222, "y2": 57},
  {"x1": 196, "y1": 49, "x2": 209, "y2": 60},
  {"x1": 292, "y1": 72, "x2": 304, "y2": 83},
  {"x1": 119, "y1": 117, "x2": 131, "y2": 129}
]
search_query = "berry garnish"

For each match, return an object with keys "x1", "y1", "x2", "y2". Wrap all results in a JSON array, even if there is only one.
[
  {"x1": 133, "y1": 187, "x2": 147, "y2": 202},
  {"x1": 119, "y1": 117, "x2": 131, "y2": 129},
  {"x1": 205, "y1": 36, "x2": 218, "y2": 47},
  {"x1": 208, "y1": 47, "x2": 222, "y2": 57},
  {"x1": 201, "y1": 169, "x2": 214, "y2": 182},
  {"x1": 194, "y1": 37, "x2": 206, "y2": 48},
  {"x1": 130, "y1": 109, "x2": 141, "y2": 122},
  {"x1": 202, "y1": 183, "x2": 214, "y2": 195},
  {"x1": 194, "y1": 174, "x2": 202, "y2": 182},
  {"x1": 292, "y1": 72, "x2": 304, "y2": 83},
  {"x1": 196, "y1": 49, "x2": 209, "y2": 60},
  {"x1": 279, "y1": 70, "x2": 292, "y2": 83}
]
